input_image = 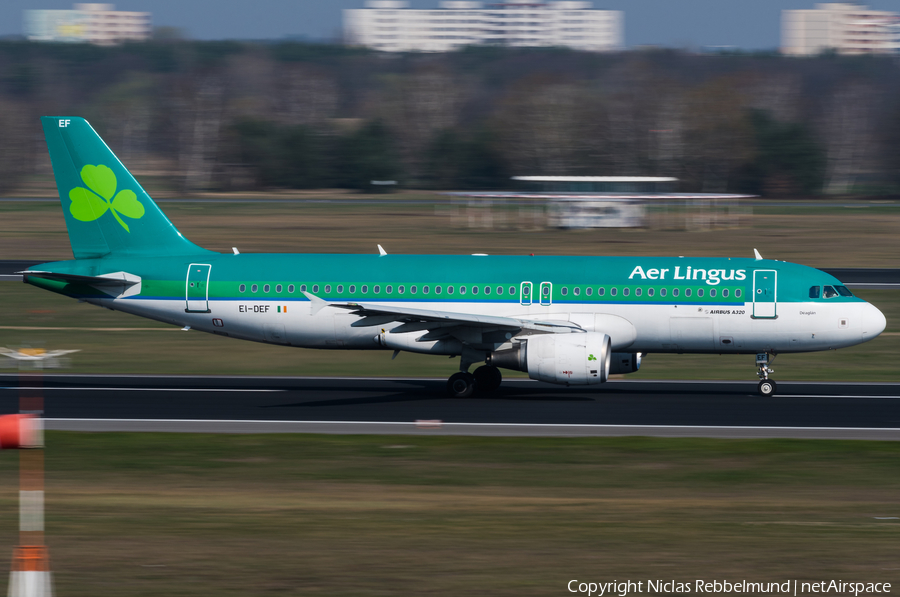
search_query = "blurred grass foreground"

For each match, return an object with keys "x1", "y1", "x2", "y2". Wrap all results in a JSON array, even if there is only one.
[{"x1": 0, "y1": 432, "x2": 893, "y2": 596}]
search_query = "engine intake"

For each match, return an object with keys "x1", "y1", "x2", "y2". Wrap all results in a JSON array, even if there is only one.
[{"x1": 488, "y1": 332, "x2": 611, "y2": 385}]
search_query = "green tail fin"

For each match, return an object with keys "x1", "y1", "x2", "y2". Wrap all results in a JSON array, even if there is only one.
[{"x1": 41, "y1": 116, "x2": 211, "y2": 259}]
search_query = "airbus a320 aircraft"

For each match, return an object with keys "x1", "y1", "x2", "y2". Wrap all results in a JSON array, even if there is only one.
[{"x1": 22, "y1": 117, "x2": 886, "y2": 397}]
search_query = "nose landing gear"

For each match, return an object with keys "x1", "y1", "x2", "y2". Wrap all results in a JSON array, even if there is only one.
[{"x1": 756, "y1": 352, "x2": 777, "y2": 396}]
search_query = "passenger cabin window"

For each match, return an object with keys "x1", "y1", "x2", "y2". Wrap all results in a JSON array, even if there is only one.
[
  {"x1": 324, "y1": 285, "x2": 331, "y2": 293},
  {"x1": 362, "y1": 285, "x2": 368, "y2": 293},
  {"x1": 471, "y1": 286, "x2": 477, "y2": 295},
  {"x1": 809, "y1": 286, "x2": 821, "y2": 299},
  {"x1": 823, "y1": 285, "x2": 839, "y2": 299},
  {"x1": 374, "y1": 285, "x2": 380, "y2": 293},
  {"x1": 349, "y1": 285, "x2": 356, "y2": 293},
  {"x1": 684, "y1": 288, "x2": 690, "y2": 297},
  {"x1": 697, "y1": 289, "x2": 703, "y2": 297},
  {"x1": 648, "y1": 288, "x2": 654, "y2": 297},
  {"x1": 574, "y1": 287, "x2": 580, "y2": 296},
  {"x1": 411, "y1": 286, "x2": 417, "y2": 294},
  {"x1": 586, "y1": 288, "x2": 592, "y2": 296},
  {"x1": 276, "y1": 284, "x2": 282, "y2": 293},
  {"x1": 735, "y1": 289, "x2": 741, "y2": 298},
  {"x1": 508, "y1": 286, "x2": 515, "y2": 295},
  {"x1": 496, "y1": 286, "x2": 502, "y2": 295},
  {"x1": 337, "y1": 285, "x2": 343, "y2": 293},
  {"x1": 288, "y1": 285, "x2": 295, "y2": 293},
  {"x1": 561, "y1": 287, "x2": 568, "y2": 296},
  {"x1": 398, "y1": 286, "x2": 405, "y2": 294},
  {"x1": 459, "y1": 286, "x2": 466, "y2": 295},
  {"x1": 448, "y1": 286, "x2": 454, "y2": 294},
  {"x1": 635, "y1": 288, "x2": 641, "y2": 297},
  {"x1": 386, "y1": 285, "x2": 393, "y2": 294},
  {"x1": 251, "y1": 284, "x2": 258, "y2": 293},
  {"x1": 484, "y1": 286, "x2": 490, "y2": 295},
  {"x1": 710, "y1": 289, "x2": 716, "y2": 297},
  {"x1": 673, "y1": 288, "x2": 679, "y2": 297},
  {"x1": 312, "y1": 284, "x2": 319, "y2": 293},
  {"x1": 264, "y1": 284, "x2": 270, "y2": 293},
  {"x1": 423, "y1": 286, "x2": 429, "y2": 294},
  {"x1": 435, "y1": 286, "x2": 442, "y2": 294},
  {"x1": 239, "y1": 284, "x2": 246, "y2": 293},
  {"x1": 598, "y1": 288, "x2": 605, "y2": 296},
  {"x1": 836, "y1": 285, "x2": 853, "y2": 297},
  {"x1": 723, "y1": 289, "x2": 729, "y2": 298},
  {"x1": 610, "y1": 288, "x2": 617, "y2": 296},
  {"x1": 660, "y1": 288, "x2": 666, "y2": 297},
  {"x1": 300, "y1": 284, "x2": 307, "y2": 292}
]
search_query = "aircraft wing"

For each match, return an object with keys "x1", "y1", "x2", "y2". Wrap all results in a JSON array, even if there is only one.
[{"x1": 303, "y1": 291, "x2": 581, "y2": 344}]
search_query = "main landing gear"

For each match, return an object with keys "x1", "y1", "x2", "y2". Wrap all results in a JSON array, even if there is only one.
[
  {"x1": 446, "y1": 359, "x2": 503, "y2": 398},
  {"x1": 756, "y1": 352, "x2": 777, "y2": 397}
]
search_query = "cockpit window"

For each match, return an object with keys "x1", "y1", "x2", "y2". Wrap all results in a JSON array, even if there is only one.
[
  {"x1": 836, "y1": 285, "x2": 853, "y2": 297},
  {"x1": 809, "y1": 286, "x2": 820, "y2": 299},
  {"x1": 823, "y1": 285, "x2": 839, "y2": 299}
]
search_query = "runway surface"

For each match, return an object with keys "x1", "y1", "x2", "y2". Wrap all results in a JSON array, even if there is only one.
[
  {"x1": 1, "y1": 375, "x2": 899, "y2": 439},
  {"x1": 2, "y1": 260, "x2": 898, "y2": 288}
]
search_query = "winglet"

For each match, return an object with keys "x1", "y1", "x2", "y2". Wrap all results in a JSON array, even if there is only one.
[
  {"x1": 753, "y1": 248, "x2": 763, "y2": 261},
  {"x1": 377, "y1": 244, "x2": 387, "y2": 256},
  {"x1": 302, "y1": 290, "x2": 329, "y2": 316},
  {"x1": 232, "y1": 247, "x2": 240, "y2": 255}
]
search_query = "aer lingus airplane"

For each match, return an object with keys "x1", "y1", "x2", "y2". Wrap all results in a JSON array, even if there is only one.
[{"x1": 21, "y1": 117, "x2": 886, "y2": 397}]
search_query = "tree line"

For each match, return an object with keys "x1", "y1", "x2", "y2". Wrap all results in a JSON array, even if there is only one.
[{"x1": 0, "y1": 40, "x2": 898, "y2": 196}]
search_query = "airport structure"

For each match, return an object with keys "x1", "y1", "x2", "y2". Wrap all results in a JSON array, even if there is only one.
[
  {"x1": 343, "y1": 0, "x2": 623, "y2": 52},
  {"x1": 24, "y1": 3, "x2": 151, "y2": 46},
  {"x1": 781, "y1": 2, "x2": 900, "y2": 56}
]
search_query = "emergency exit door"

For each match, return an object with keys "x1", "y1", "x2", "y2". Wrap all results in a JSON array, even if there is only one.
[
  {"x1": 752, "y1": 269, "x2": 777, "y2": 319},
  {"x1": 185, "y1": 263, "x2": 211, "y2": 313}
]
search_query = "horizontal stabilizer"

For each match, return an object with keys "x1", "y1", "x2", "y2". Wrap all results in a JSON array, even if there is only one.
[{"x1": 22, "y1": 270, "x2": 141, "y2": 297}]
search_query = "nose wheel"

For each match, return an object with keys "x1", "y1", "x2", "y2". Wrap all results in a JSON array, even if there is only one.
[
  {"x1": 755, "y1": 352, "x2": 777, "y2": 396},
  {"x1": 757, "y1": 379, "x2": 777, "y2": 397}
]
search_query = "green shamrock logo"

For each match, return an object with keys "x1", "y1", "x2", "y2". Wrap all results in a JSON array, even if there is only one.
[
  {"x1": 69, "y1": 165, "x2": 144, "y2": 232},
  {"x1": 588, "y1": 354, "x2": 597, "y2": 361}
]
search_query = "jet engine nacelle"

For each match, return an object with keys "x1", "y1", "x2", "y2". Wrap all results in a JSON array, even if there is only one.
[
  {"x1": 609, "y1": 352, "x2": 642, "y2": 375},
  {"x1": 488, "y1": 332, "x2": 611, "y2": 385}
]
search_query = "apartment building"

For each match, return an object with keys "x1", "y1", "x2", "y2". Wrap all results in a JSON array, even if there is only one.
[
  {"x1": 344, "y1": 0, "x2": 623, "y2": 53},
  {"x1": 25, "y1": 3, "x2": 152, "y2": 46},
  {"x1": 782, "y1": 2, "x2": 899, "y2": 55}
]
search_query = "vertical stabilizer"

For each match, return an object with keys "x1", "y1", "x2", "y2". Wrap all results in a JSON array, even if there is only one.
[{"x1": 41, "y1": 116, "x2": 210, "y2": 259}]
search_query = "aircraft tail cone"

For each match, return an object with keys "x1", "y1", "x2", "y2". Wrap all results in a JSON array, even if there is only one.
[{"x1": 8, "y1": 546, "x2": 53, "y2": 597}]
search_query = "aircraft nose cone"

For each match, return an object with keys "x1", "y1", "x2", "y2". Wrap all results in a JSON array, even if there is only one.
[{"x1": 862, "y1": 303, "x2": 886, "y2": 339}]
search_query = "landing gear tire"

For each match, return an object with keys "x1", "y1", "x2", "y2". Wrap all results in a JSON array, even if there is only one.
[
  {"x1": 757, "y1": 379, "x2": 777, "y2": 397},
  {"x1": 447, "y1": 372, "x2": 477, "y2": 398},
  {"x1": 473, "y1": 365, "x2": 502, "y2": 394}
]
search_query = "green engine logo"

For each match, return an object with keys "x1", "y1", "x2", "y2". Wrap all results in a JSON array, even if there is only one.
[
  {"x1": 69, "y1": 165, "x2": 144, "y2": 232},
  {"x1": 588, "y1": 354, "x2": 597, "y2": 361}
]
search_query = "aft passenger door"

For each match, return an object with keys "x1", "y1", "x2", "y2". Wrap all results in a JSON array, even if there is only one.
[
  {"x1": 752, "y1": 269, "x2": 777, "y2": 319},
  {"x1": 185, "y1": 263, "x2": 211, "y2": 313}
]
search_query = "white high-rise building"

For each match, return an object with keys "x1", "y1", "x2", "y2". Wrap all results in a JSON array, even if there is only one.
[
  {"x1": 782, "y1": 3, "x2": 900, "y2": 56},
  {"x1": 25, "y1": 3, "x2": 152, "y2": 46},
  {"x1": 344, "y1": 1, "x2": 623, "y2": 53}
]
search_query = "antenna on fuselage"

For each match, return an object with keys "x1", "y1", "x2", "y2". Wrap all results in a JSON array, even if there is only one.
[
  {"x1": 377, "y1": 244, "x2": 387, "y2": 256},
  {"x1": 753, "y1": 248, "x2": 763, "y2": 260}
]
